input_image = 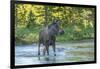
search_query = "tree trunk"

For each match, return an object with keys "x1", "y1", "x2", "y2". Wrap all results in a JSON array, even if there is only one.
[{"x1": 44, "y1": 6, "x2": 48, "y2": 26}]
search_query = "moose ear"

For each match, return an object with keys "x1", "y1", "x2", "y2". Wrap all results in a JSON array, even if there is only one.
[
  {"x1": 52, "y1": 19, "x2": 61, "y2": 25},
  {"x1": 56, "y1": 20, "x2": 61, "y2": 25},
  {"x1": 52, "y1": 20, "x2": 57, "y2": 24}
]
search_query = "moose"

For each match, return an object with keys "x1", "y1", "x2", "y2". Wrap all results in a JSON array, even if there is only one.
[{"x1": 38, "y1": 20, "x2": 64, "y2": 56}]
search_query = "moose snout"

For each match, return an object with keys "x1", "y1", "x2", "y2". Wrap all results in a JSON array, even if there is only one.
[{"x1": 59, "y1": 30, "x2": 64, "y2": 35}]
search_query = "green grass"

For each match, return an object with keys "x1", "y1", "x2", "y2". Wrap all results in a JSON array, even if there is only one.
[
  {"x1": 65, "y1": 57, "x2": 82, "y2": 61},
  {"x1": 75, "y1": 45, "x2": 93, "y2": 48},
  {"x1": 66, "y1": 51, "x2": 94, "y2": 57}
]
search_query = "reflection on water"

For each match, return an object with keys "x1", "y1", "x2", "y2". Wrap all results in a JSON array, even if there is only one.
[
  {"x1": 38, "y1": 56, "x2": 56, "y2": 64},
  {"x1": 15, "y1": 40, "x2": 94, "y2": 65}
]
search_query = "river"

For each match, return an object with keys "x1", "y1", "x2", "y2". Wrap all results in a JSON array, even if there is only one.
[{"x1": 15, "y1": 39, "x2": 94, "y2": 65}]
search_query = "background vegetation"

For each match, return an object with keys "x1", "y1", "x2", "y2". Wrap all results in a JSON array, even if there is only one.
[{"x1": 15, "y1": 4, "x2": 95, "y2": 45}]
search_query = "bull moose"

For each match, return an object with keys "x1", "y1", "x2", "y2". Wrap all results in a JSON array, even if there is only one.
[{"x1": 38, "y1": 20, "x2": 64, "y2": 56}]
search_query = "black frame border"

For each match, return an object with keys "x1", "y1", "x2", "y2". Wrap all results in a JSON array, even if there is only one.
[{"x1": 10, "y1": 1, "x2": 97, "y2": 69}]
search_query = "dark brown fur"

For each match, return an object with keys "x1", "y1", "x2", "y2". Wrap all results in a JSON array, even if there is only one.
[{"x1": 38, "y1": 20, "x2": 64, "y2": 56}]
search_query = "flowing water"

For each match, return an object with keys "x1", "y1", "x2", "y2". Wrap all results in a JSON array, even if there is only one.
[{"x1": 15, "y1": 39, "x2": 94, "y2": 65}]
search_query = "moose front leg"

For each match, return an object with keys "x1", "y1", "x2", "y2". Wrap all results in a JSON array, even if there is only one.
[
  {"x1": 38, "y1": 43, "x2": 40, "y2": 55},
  {"x1": 46, "y1": 45, "x2": 49, "y2": 55},
  {"x1": 52, "y1": 36, "x2": 56, "y2": 56},
  {"x1": 52, "y1": 43, "x2": 56, "y2": 56}
]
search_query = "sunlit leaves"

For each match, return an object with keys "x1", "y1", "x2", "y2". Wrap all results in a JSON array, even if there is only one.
[{"x1": 15, "y1": 4, "x2": 95, "y2": 44}]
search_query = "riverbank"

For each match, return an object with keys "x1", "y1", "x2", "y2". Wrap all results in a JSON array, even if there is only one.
[{"x1": 16, "y1": 38, "x2": 94, "y2": 46}]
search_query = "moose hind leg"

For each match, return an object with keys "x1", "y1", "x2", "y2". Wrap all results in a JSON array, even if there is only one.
[{"x1": 43, "y1": 46, "x2": 46, "y2": 55}]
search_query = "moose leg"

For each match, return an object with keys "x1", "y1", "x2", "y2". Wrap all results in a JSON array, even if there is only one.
[
  {"x1": 38, "y1": 43, "x2": 40, "y2": 55},
  {"x1": 52, "y1": 37, "x2": 56, "y2": 56},
  {"x1": 52, "y1": 43, "x2": 56, "y2": 56},
  {"x1": 46, "y1": 45, "x2": 49, "y2": 55},
  {"x1": 43, "y1": 46, "x2": 46, "y2": 55},
  {"x1": 45, "y1": 42, "x2": 49, "y2": 55}
]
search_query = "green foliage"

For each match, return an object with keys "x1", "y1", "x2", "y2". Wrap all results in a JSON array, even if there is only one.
[{"x1": 15, "y1": 4, "x2": 95, "y2": 45}]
